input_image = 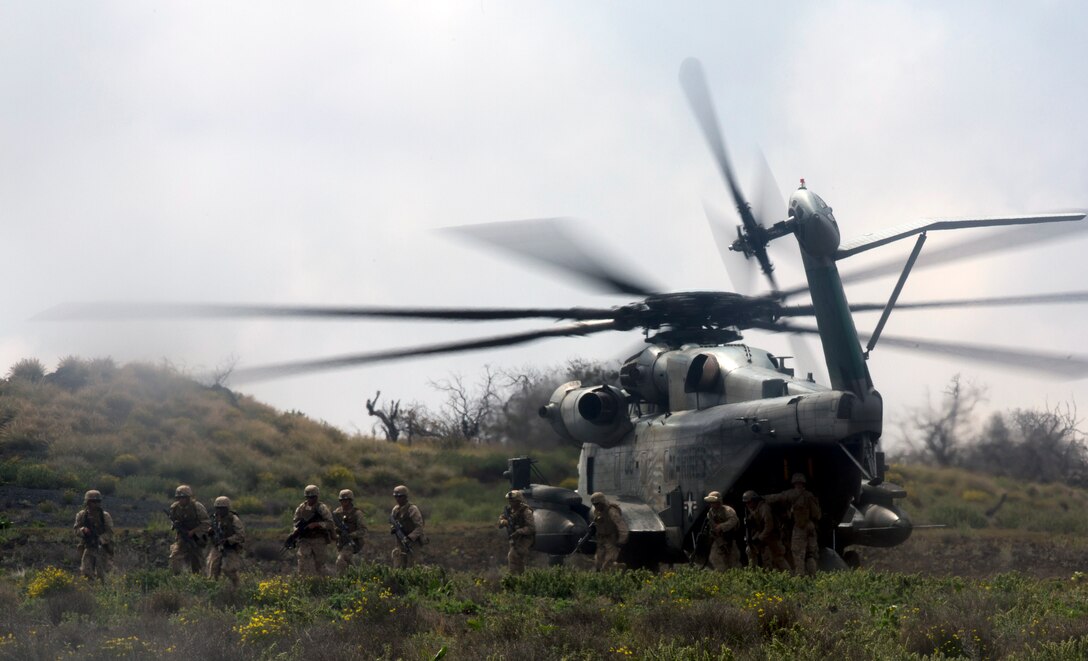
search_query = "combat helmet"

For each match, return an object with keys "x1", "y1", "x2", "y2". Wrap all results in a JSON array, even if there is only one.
[
  {"x1": 791, "y1": 473, "x2": 807, "y2": 485},
  {"x1": 339, "y1": 489, "x2": 355, "y2": 501},
  {"x1": 304, "y1": 484, "x2": 320, "y2": 497},
  {"x1": 84, "y1": 489, "x2": 102, "y2": 503},
  {"x1": 506, "y1": 490, "x2": 524, "y2": 503},
  {"x1": 704, "y1": 490, "x2": 722, "y2": 503},
  {"x1": 742, "y1": 490, "x2": 761, "y2": 503},
  {"x1": 590, "y1": 492, "x2": 607, "y2": 505},
  {"x1": 393, "y1": 485, "x2": 409, "y2": 498},
  {"x1": 214, "y1": 496, "x2": 231, "y2": 509},
  {"x1": 175, "y1": 484, "x2": 193, "y2": 498}
]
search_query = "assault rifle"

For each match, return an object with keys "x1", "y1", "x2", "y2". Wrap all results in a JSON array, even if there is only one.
[
  {"x1": 210, "y1": 514, "x2": 228, "y2": 551},
  {"x1": 80, "y1": 520, "x2": 101, "y2": 550},
  {"x1": 498, "y1": 505, "x2": 514, "y2": 538},
  {"x1": 163, "y1": 509, "x2": 200, "y2": 549},
  {"x1": 569, "y1": 522, "x2": 596, "y2": 555},
  {"x1": 389, "y1": 513, "x2": 413, "y2": 555},
  {"x1": 335, "y1": 513, "x2": 359, "y2": 552},
  {"x1": 283, "y1": 508, "x2": 322, "y2": 551},
  {"x1": 691, "y1": 515, "x2": 712, "y2": 568}
]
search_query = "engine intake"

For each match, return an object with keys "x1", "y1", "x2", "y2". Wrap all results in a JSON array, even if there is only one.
[{"x1": 539, "y1": 381, "x2": 632, "y2": 448}]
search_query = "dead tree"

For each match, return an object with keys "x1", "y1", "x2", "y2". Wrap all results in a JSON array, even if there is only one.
[
  {"x1": 906, "y1": 374, "x2": 985, "y2": 466},
  {"x1": 366, "y1": 390, "x2": 402, "y2": 442},
  {"x1": 429, "y1": 367, "x2": 500, "y2": 443}
]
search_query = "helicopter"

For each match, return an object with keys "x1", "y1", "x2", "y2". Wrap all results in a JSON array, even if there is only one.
[{"x1": 41, "y1": 58, "x2": 1088, "y2": 569}]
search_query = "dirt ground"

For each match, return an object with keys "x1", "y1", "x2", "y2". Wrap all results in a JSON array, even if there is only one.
[{"x1": 2, "y1": 486, "x2": 1084, "y2": 578}]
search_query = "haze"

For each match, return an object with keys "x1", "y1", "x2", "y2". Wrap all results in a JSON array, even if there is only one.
[{"x1": 2, "y1": 2, "x2": 1086, "y2": 439}]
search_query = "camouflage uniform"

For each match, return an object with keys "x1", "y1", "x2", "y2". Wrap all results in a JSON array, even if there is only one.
[
  {"x1": 390, "y1": 485, "x2": 425, "y2": 569},
  {"x1": 294, "y1": 485, "x2": 334, "y2": 576},
  {"x1": 168, "y1": 485, "x2": 211, "y2": 575},
  {"x1": 74, "y1": 490, "x2": 113, "y2": 581},
  {"x1": 590, "y1": 492, "x2": 628, "y2": 572},
  {"x1": 206, "y1": 496, "x2": 246, "y2": 588},
  {"x1": 744, "y1": 491, "x2": 790, "y2": 571},
  {"x1": 704, "y1": 491, "x2": 740, "y2": 570},
  {"x1": 333, "y1": 489, "x2": 367, "y2": 575},
  {"x1": 499, "y1": 490, "x2": 535, "y2": 575},
  {"x1": 766, "y1": 474, "x2": 822, "y2": 576}
]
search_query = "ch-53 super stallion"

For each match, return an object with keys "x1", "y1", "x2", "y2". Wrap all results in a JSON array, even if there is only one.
[{"x1": 44, "y1": 59, "x2": 1088, "y2": 570}]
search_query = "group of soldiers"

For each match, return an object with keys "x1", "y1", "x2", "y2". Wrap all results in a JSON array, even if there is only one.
[
  {"x1": 72, "y1": 482, "x2": 428, "y2": 583},
  {"x1": 73, "y1": 473, "x2": 821, "y2": 581},
  {"x1": 702, "y1": 473, "x2": 822, "y2": 576}
]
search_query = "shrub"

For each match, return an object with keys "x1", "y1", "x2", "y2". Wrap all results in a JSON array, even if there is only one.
[
  {"x1": 6, "y1": 358, "x2": 46, "y2": 383},
  {"x1": 112, "y1": 453, "x2": 140, "y2": 476}
]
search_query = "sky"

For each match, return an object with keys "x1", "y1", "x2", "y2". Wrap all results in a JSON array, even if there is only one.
[{"x1": 2, "y1": 2, "x2": 1087, "y2": 445}]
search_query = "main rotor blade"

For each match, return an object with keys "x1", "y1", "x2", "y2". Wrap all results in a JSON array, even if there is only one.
[
  {"x1": 679, "y1": 58, "x2": 777, "y2": 289},
  {"x1": 443, "y1": 218, "x2": 659, "y2": 297},
  {"x1": 841, "y1": 291, "x2": 1088, "y2": 313},
  {"x1": 758, "y1": 321, "x2": 1088, "y2": 379},
  {"x1": 230, "y1": 320, "x2": 621, "y2": 383},
  {"x1": 35, "y1": 301, "x2": 619, "y2": 323}
]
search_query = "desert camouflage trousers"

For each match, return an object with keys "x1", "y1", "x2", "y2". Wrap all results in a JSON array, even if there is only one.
[
  {"x1": 753, "y1": 536, "x2": 791, "y2": 571},
  {"x1": 391, "y1": 545, "x2": 415, "y2": 569},
  {"x1": 80, "y1": 546, "x2": 111, "y2": 580},
  {"x1": 336, "y1": 542, "x2": 363, "y2": 574},
  {"x1": 709, "y1": 537, "x2": 740, "y2": 570},
  {"x1": 207, "y1": 546, "x2": 243, "y2": 586},
  {"x1": 790, "y1": 522, "x2": 819, "y2": 576},
  {"x1": 507, "y1": 535, "x2": 533, "y2": 575},
  {"x1": 296, "y1": 537, "x2": 329, "y2": 576},
  {"x1": 170, "y1": 539, "x2": 207, "y2": 574},
  {"x1": 594, "y1": 539, "x2": 622, "y2": 572}
]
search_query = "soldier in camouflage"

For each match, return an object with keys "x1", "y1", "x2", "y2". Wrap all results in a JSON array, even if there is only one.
[
  {"x1": 333, "y1": 489, "x2": 367, "y2": 574},
  {"x1": 168, "y1": 485, "x2": 211, "y2": 575},
  {"x1": 206, "y1": 496, "x2": 246, "y2": 588},
  {"x1": 498, "y1": 490, "x2": 535, "y2": 575},
  {"x1": 589, "y1": 492, "x2": 628, "y2": 572},
  {"x1": 293, "y1": 484, "x2": 334, "y2": 576},
  {"x1": 703, "y1": 490, "x2": 740, "y2": 570},
  {"x1": 742, "y1": 490, "x2": 790, "y2": 571},
  {"x1": 74, "y1": 490, "x2": 113, "y2": 581},
  {"x1": 766, "y1": 473, "x2": 822, "y2": 576},
  {"x1": 390, "y1": 485, "x2": 425, "y2": 569}
]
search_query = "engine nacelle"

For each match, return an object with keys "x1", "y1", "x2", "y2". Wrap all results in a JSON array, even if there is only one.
[{"x1": 539, "y1": 381, "x2": 633, "y2": 448}]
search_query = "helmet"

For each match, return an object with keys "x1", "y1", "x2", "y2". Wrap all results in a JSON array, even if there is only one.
[
  {"x1": 84, "y1": 490, "x2": 102, "y2": 502},
  {"x1": 506, "y1": 490, "x2": 523, "y2": 503},
  {"x1": 393, "y1": 485, "x2": 409, "y2": 498},
  {"x1": 338, "y1": 489, "x2": 354, "y2": 501},
  {"x1": 742, "y1": 490, "x2": 761, "y2": 503},
  {"x1": 590, "y1": 492, "x2": 607, "y2": 505},
  {"x1": 704, "y1": 491, "x2": 722, "y2": 503},
  {"x1": 214, "y1": 496, "x2": 231, "y2": 509},
  {"x1": 174, "y1": 485, "x2": 193, "y2": 498},
  {"x1": 304, "y1": 485, "x2": 320, "y2": 497},
  {"x1": 791, "y1": 473, "x2": 807, "y2": 484}
]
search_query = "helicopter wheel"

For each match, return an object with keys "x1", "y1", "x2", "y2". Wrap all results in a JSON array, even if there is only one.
[{"x1": 842, "y1": 549, "x2": 861, "y2": 569}]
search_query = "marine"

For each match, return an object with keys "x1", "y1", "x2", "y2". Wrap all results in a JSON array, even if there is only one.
[
  {"x1": 766, "y1": 473, "x2": 822, "y2": 575},
  {"x1": 333, "y1": 489, "x2": 367, "y2": 574},
  {"x1": 389, "y1": 484, "x2": 426, "y2": 568},
  {"x1": 168, "y1": 484, "x2": 211, "y2": 575},
  {"x1": 74, "y1": 489, "x2": 113, "y2": 581},
  {"x1": 293, "y1": 484, "x2": 334, "y2": 576},
  {"x1": 703, "y1": 490, "x2": 740, "y2": 570},
  {"x1": 589, "y1": 492, "x2": 628, "y2": 572},
  {"x1": 498, "y1": 490, "x2": 535, "y2": 575},
  {"x1": 742, "y1": 490, "x2": 790, "y2": 571},
  {"x1": 207, "y1": 496, "x2": 246, "y2": 588}
]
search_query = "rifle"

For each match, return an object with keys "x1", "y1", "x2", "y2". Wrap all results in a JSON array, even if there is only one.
[
  {"x1": 163, "y1": 508, "x2": 199, "y2": 549},
  {"x1": 80, "y1": 513, "x2": 102, "y2": 550},
  {"x1": 693, "y1": 516, "x2": 712, "y2": 568},
  {"x1": 335, "y1": 512, "x2": 360, "y2": 552},
  {"x1": 283, "y1": 508, "x2": 322, "y2": 551},
  {"x1": 210, "y1": 514, "x2": 227, "y2": 551},
  {"x1": 389, "y1": 513, "x2": 413, "y2": 555},
  {"x1": 569, "y1": 522, "x2": 596, "y2": 555},
  {"x1": 498, "y1": 504, "x2": 514, "y2": 538}
]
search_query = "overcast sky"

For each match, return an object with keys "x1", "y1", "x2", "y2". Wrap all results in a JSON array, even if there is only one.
[{"x1": 2, "y1": 2, "x2": 1086, "y2": 443}]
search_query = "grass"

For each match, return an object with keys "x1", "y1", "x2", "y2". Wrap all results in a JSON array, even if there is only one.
[{"x1": 1, "y1": 564, "x2": 1086, "y2": 659}]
